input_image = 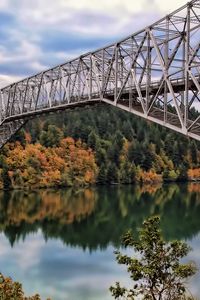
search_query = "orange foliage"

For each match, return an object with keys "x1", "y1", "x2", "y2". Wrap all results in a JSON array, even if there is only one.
[
  {"x1": 188, "y1": 168, "x2": 200, "y2": 181},
  {"x1": 136, "y1": 169, "x2": 163, "y2": 184},
  {"x1": 2, "y1": 137, "x2": 98, "y2": 189},
  {"x1": 24, "y1": 132, "x2": 32, "y2": 144}
]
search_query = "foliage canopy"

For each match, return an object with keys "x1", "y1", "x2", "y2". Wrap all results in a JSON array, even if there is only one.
[{"x1": 110, "y1": 216, "x2": 196, "y2": 299}]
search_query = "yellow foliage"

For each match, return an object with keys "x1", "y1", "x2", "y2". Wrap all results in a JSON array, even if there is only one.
[{"x1": 2, "y1": 137, "x2": 98, "y2": 189}]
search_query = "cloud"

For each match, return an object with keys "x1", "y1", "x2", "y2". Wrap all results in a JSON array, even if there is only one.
[
  {"x1": 154, "y1": 0, "x2": 188, "y2": 12},
  {"x1": 0, "y1": 0, "x2": 188, "y2": 37},
  {"x1": 0, "y1": 74, "x2": 22, "y2": 88},
  {"x1": 0, "y1": 0, "x2": 9, "y2": 11},
  {"x1": 0, "y1": 39, "x2": 41, "y2": 64},
  {"x1": 3, "y1": 0, "x2": 188, "y2": 21},
  {"x1": 0, "y1": 0, "x2": 189, "y2": 87}
]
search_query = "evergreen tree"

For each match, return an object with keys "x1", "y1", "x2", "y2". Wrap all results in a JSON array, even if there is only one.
[
  {"x1": 97, "y1": 165, "x2": 107, "y2": 184},
  {"x1": 107, "y1": 163, "x2": 118, "y2": 183},
  {"x1": 190, "y1": 141, "x2": 198, "y2": 165},
  {"x1": 88, "y1": 131, "x2": 98, "y2": 149},
  {"x1": 2, "y1": 165, "x2": 12, "y2": 190},
  {"x1": 40, "y1": 125, "x2": 63, "y2": 147}
]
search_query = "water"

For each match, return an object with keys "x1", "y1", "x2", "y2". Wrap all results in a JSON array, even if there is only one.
[{"x1": 0, "y1": 183, "x2": 200, "y2": 299}]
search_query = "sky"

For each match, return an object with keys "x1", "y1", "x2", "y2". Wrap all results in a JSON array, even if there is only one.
[{"x1": 0, "y1": 0, "x2": 189, "y2": 88}]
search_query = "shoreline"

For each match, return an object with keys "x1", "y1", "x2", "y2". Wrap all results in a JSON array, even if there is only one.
[{"x1": 1, "y1": 178, "x2": 200, "y2": 192}]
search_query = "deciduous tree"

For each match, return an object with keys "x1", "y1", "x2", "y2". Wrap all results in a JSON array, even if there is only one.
[{"x1": 110, "y1": 216, "x2": 196, "y2": 300}]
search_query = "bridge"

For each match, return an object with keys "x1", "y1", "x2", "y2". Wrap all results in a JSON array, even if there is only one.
[{"x1": 0, "y1": 0, "x2": 200, "y2": 147}]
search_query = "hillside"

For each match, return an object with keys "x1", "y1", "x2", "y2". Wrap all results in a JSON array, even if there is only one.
[{"x1": 0, "y1": 104, "x2": 200, "y2": 188}]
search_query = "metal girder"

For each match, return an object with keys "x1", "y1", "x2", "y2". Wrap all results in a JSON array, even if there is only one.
[{"x1": 1, "y1": 0, "x2": 200, "y2": 148}]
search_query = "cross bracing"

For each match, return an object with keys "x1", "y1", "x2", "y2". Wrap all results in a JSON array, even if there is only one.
[{"x1": 1, "y1": 0, "x2": 200, "y2": 148}]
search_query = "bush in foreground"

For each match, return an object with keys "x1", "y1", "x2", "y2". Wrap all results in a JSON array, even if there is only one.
[
  {"x1": 0, "y1": 274, "x2": 51, "y2": 300},
  {"x1": 110, "y1": 216, "x2": 197, "y2": 299}
]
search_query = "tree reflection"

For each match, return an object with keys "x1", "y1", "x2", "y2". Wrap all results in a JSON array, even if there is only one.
[{"x1": 0, "y1": 183, "x2": 200, "y2": 249}]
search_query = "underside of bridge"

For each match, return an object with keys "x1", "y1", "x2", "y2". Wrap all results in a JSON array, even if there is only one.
[{"x1": 1, "y1": 0, "x2": 200, "y2": 148}]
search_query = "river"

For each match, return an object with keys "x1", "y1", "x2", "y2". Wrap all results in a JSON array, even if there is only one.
[{"x1": 0, "y1": 183, "x2": 200, "y2": 299}]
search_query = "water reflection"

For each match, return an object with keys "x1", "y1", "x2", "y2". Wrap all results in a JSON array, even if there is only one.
[
  {"x1": 1, "y1": 183, "x2": 200, "y2": 299},
  {"x1": 0, "y1": 183, "x2": 200, "y2": 248}
]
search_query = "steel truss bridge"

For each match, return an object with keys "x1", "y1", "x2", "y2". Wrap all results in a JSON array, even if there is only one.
[{"x1": 1, "y1": 0, "x2": 200, "y2": 147}]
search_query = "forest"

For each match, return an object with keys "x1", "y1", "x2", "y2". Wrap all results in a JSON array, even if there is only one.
[{"x1": 0, "y1": 103, "x2": 200, "y2": 189}]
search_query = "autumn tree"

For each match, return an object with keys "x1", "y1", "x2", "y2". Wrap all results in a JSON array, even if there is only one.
[
  {"x1": 110, "y1": 216, "x2": 196, "y2": 300},
  {"x1": 1, "y1": 137, "x2": 98, "y2": 189},
  {"x1": 0, "y1": 273, "x2": 51, "y2": 300}
]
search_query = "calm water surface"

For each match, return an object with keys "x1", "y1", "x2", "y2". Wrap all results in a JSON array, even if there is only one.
[{"x1": 0, "y1": 184, "x2": 200, "y2": 299}]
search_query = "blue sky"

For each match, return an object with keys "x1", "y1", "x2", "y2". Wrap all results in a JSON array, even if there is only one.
[{"x1": 0, "y1": 0, "x2": 188, "y2": 88}]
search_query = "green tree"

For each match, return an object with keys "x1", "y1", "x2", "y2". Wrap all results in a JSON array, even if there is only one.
[
  {"x1": 97, "y1": 164, "x2": 107, "y2": 184},
  {"x1": 107, "y1": 163, "x2": 118, "y2": 183},
  {"x1": 122, "y1": 121, "x2": 136, "y2": 141},
  {"x1": 190, "y1": 141, "x2": 198, "y2": 166},
  {"x1": 39, "y1": 125, "x2": 63, "y2": 147},
  {"x1": 9, "y1": 128, "x2": 26, "y2": 146},
  {"x1": 178, "y1": 164, "x2": 188, "y2": 181},
  {"x1": 88, "y1": 131, "x2": 99, "y2": 150},
  {"x1": 119, "y1": 161, "x2": 135, "y2": 184},
  {"x1": 128, "y1": 141, "x2": 143, "y2": 166},
  {"x1": 142, "y1": 147, "x2": 154, "y2": 171},
  {"x1": 110, "y1": 216, "x2": 196, "y2": 299},
  {"x1": 1, "y1": 164, "x2": 11, "y2": 190}
]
